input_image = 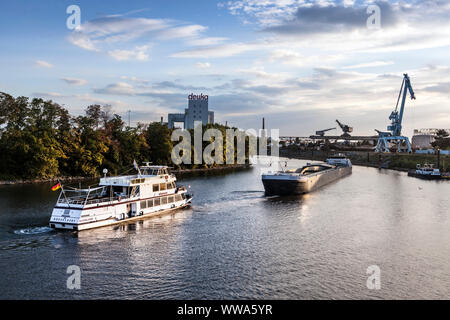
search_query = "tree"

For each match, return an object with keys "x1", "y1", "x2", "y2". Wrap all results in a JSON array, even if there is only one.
[
  {"x1": 146, "y1": 122, "x2": 173, "y2": 165},
  {"x1": 432, "y1": 132, "x2": 450, "y2": 150}
]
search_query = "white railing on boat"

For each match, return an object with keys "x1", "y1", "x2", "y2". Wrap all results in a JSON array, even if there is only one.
[{"x1": 57, "y1": 195, "x2": 132, "y2": 206}]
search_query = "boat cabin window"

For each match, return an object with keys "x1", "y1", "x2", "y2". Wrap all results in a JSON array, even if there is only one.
[
  {"x1": 154, "y1": 198, "x2": 160, "y2": 206},
  {"x1": 147, "y1": 199, "x2": 154, "y2": 207},
  {"x1": 153, "y1": 184, "x2": 159, "y2": 192},
  {"x1": 140, "y1": 200, "x2": 147, "y2": 209},
  {"x1": 130, "y1": 186, "x2": 140, "y2": 197},
  {"x1": 159, "y1": 169, "x2": 168, "y2": 175},
  {"x1": 111, "y1": 186, "x2": 127, "y2": 197},
  {"x1": 161, "y1": 197, "x2": 168, "y2": 205},
  {"x1": 168, "y1": 196, "x2": 174, "y2": 203},
  {"x1": 175, "y1": 194, "x2": 182, "y2": 202},
  {"x1": 181, "y1": 193, "x2": 186, "y2": 200},
  {"x1": 160, "y1": 183, "x2": 167, "y2": 191}
]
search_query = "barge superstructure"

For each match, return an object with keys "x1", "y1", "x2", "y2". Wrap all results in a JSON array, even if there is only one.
[{"x1": 49, "y1": 164, "x2": 192, "y2": 231}]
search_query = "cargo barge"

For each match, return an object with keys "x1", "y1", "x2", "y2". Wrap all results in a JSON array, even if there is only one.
[{"x1": 262, "y1": 154, "x2": 352, "y2": 196}]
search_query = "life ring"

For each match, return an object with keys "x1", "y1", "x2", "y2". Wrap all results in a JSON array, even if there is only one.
[{"x1": 165, "y1": 175, "x2": 168, "y2": 180}]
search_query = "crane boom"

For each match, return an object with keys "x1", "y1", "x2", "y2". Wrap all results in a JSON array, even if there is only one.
[
  {"x1": 388, "y1": 74, "x2": 415, "y2": 137},
  {"x1": 315, "y1": 127, "x2": 336, "y2": 136}
]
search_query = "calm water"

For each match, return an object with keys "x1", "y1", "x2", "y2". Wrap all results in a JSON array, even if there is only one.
[{"x1": 0, "y1": 157, "x2": 449, "y2": 299}]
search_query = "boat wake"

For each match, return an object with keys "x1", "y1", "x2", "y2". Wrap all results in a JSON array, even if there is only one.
[{"x1": 14, "y1": 226, "x2": 53, "y2": 235}]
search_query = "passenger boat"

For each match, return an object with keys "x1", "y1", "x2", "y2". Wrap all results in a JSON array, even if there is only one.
[
  {"x1": 261, "y1": 154, "x2": 352, "y2": 196},
  {"x1": 407, "y1": 163, "x2": 443, "y2": 180},
  {"x1": 49, "y1": 163, "x2": 192, "y2": 231}
]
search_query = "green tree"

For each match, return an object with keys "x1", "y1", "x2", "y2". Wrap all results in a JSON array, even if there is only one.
[{"x1": 146, "y1": 122, "x2": 173, "y2": 165}]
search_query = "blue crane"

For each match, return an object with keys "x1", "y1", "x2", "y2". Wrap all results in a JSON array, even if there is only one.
[{"x1": 376, "y1": 74, "x2": 415, "y2": 153}]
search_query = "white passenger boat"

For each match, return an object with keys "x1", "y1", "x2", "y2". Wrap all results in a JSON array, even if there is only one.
[{"x1": 49, "y1": 163, "x2": 192, "y2": 231}]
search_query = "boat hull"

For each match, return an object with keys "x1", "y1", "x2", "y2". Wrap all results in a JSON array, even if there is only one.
[
  {"x1": 262, "y1": 166, "x2": 352, "y2": 196},
  {"x1": 407, "y1": 171, "x2": 442, "y2": 180},
  {"x1": 50, "y1": 199, "x2": 192, "y2": 231}
]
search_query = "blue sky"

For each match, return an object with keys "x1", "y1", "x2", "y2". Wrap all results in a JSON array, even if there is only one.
[{"x1": 1, "y1": 0, "x2": 450, "y2": 136}]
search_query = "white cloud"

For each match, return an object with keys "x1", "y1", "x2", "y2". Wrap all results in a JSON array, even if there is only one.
[
  {"x1": 120, "y1": 76, "x2": 149, "y2": 84},
  {"x1": 220, "y1": 0, "x2": 304, "y2": 26},
  {"x1": 195, "y1": 62, "x2": 211, "y2": 69},
  {"x1": 172, "y1": 40, "x2": 268, "y2": 58},
  {"x1": 108, "y1": 45, "x2": 150, "y2": 61},
  {"x1": 61, "y1": 77, "x2": 88, "y2": 86},
  {"x1": 67, "y1": 15, "x2": 215, "y2": 61},
  {"x1": 67, "y1": 33, "x2": 99, "y2": 52},
  {"x1": 94, "y1": 82, "x2": 136, "y2": 95},
  {"x1": 35, "y1": 60, "x2": 53, "y2": 68},
  {"x1": 189, "y1": 37, "x2": 228, "y2": 46},
  {"x1": 32, "y1": 92, "x2": 62, "y2": 98},
  {"x1": 158, "y1": 24, "x2": 207, "y2": 40},
  {"x1": 218, "y1": 0, "x2": 450, "y2": 57},
  {"x1": 342, "y1": 61, "x2": 394, "y2": 69}
]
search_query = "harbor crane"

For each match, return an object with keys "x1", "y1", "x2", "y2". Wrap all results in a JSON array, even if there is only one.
[
  {"x1": 336, "y1": 120, "x2": 353, "y2": 137},
  {"x1": 315, "y1": 127, "x2": 336, "y2": 137},
  {"x1": 375, "y1": 73, "x2": 415, "y2": 153}
]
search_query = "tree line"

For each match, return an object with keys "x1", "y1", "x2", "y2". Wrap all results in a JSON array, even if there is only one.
[{"x1": 0, "y1": 92, "x2": 249, "y2": 180}]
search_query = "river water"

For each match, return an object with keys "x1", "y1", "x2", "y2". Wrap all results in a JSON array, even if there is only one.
[{"x1": 0, "y1": 157, "x2": 449, "y2": 299}]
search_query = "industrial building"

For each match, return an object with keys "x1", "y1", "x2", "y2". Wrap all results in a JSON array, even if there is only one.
[
  {"x1": 412, "y1": 128, "x2": 450, "y2": 149},
  {"x1": 168, "y1": 93, "x2": 214, "y2": 129}
]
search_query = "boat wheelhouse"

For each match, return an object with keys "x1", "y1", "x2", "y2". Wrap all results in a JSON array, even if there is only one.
[{"x1": 49, "y1": 164, "x2": 192, "y2": 231}]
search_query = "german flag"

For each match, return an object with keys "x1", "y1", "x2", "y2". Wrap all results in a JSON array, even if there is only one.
[{"x1": 51, "y1": 182, "x2": 61, "y2": 191}]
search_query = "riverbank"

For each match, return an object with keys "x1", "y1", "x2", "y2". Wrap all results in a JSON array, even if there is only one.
[
  {"x1": 0, "y1": 164, "x2": 252, "y2": 185},
  {"x1": 280, "y1": 148, "x2": 450, "y2": 172},
  {"x1": 172, "y1": 164, "x2": 252, "y2": 177}
]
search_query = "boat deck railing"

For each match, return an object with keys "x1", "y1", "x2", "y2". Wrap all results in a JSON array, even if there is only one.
[{"x1": 57, "y1": 194, "x2": 131, "y2": 206}]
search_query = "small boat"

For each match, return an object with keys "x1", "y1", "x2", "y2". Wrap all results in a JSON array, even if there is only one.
[
  {"x1": 49, "y1": 163, "x2": 192, "y2": 231},
  {"x1": 261, "y1": 154, "x2": 352, "y2": 196},
  {"x1": 408, "y1": 163, "x2": 442, "y2": 180}
]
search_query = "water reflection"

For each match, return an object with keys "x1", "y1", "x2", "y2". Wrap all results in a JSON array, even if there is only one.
[{"x1": 0, "y1": 157, "x2": 449, "y2": 299}]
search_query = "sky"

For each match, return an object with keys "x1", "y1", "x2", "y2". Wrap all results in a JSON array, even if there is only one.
[{"x1": 1, "y1": 0, "x2": 450, "y2": 137}]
